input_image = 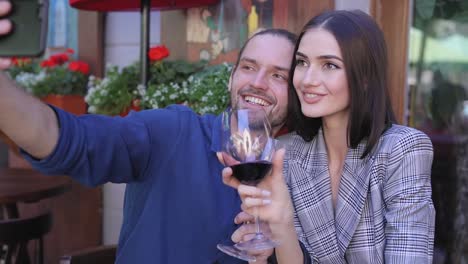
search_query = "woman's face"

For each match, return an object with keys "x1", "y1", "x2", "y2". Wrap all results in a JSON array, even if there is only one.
[{"x1": 293, "y1": 28, "x2": 350, "y2": 123}]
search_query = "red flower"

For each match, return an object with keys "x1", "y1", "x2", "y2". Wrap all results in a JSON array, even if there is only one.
[
  {"x1": 11, "y1": 57, "x2": 19, "y2": 66},
  {"x1": 40, "y1": 59, "x2": 57, "y2": 68},
  {"x1": 11, "y1": 57, "x2": 32, "y2": 66},
  {"x1": 50, "y1": 53, "x2": 69, "y2": 65},
  {"x1": 148, "y1": 45, "x2": 170, "y2": 62},
  {"x1": 68, "y1": 61, "x2": 90, "y2": 75},
  {"x1": 66, "y1": 48, "x2": 75, "y2": 54}
]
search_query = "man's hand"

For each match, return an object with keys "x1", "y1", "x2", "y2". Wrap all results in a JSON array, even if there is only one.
[{"x1": 0, "y1": 0, "x2": 12, "y2": 69}]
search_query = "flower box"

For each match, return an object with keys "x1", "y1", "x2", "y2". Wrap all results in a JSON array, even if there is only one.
[{"x1": 42, "y1": 94, "x2": 87, "y2": 116}]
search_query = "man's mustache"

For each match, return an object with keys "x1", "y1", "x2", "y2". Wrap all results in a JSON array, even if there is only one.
[{"x1": 238, "y1": 87, "x2": 276, "y2": 104}]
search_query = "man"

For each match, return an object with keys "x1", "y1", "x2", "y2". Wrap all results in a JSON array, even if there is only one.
[{"x1": 0, "y1": 1, "x2": 296, "y2": 262}]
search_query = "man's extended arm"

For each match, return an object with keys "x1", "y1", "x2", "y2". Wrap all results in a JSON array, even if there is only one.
[
  {"x1": 0, "y1": 1, "x2": 58, "y2": 159},
  {"x1": 0, "y1": 72, "x2": 59, "y2": 158}
]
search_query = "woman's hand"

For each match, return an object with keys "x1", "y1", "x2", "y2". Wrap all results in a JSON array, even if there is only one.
[
  {"x1": 224, "y1": 149, "x2": 304, "y2": 263},
  {"x1": 231, "y1": 211, "x2": 273, "y2": 264},
  {"x1": 222, "y1": 148, "x2": 295, "y2": 235},
  {"x1": 0, "y1": 1, "x2": 12, "y2": 69}
]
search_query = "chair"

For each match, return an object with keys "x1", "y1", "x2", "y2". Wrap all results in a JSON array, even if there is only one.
[
  {"x1": 59, "y1": 245, "x2": 117, "y2": 264},
  {"x1": 0, "y1": 211, "x2": 52, "y2": 264}
]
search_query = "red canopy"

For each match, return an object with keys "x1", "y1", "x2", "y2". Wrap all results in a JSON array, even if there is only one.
[{"x1": 69, "y1": 0, "x2": 219, "y2": 11}]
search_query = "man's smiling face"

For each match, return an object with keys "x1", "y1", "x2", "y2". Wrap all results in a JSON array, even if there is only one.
[{"x1": 229, "y1": 34, "x2": 294, "y2": 131}]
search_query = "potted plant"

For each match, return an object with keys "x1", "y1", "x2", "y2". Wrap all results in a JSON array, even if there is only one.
[
  {"x1": 186, "y1": 63, "x2": 231, "y2": 115},
  {"x1": 139, "y1": 62, "x2": 231, "y2": 115},
  {"x1": 86, "y1": 45, "x2": 231, "y2": 116},
  {"x1": 7, "y1": 49, "x2": 90, "y2": 115},
  {"x1": 85, "y1": 45, "x2": 206, "y2": 115}
]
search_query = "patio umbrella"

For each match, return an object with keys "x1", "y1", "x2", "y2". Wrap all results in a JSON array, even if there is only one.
[
  {"x1": 70, "y1": 0, "x2": 219, "y2": 11},
  {"x1": 69, "y1": 0, "x2": 219, "y2": 86}
]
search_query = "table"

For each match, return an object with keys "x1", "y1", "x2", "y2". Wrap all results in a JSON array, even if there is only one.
[
  {"x1": 0, "y1": 168, "x2": 72, "y2": 219},
  {"x1": 0, "y1": 168, "x2": 72, "y2": 263}
]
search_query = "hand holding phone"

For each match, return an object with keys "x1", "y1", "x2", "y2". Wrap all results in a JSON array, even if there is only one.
[
  {"x1": 0, "y1": 0, "x2": 48, "y2": 58},
  {"x1": 0, "y1": 0, "x2": 12, "y2": 68},
  {"x1": 0, "y1": 1, "x2": 12, "y2": 34}
]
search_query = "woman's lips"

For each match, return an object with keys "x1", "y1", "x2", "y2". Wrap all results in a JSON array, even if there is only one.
[{"x1": 302, "y1": 92, "x2": 324, "y2": 104}]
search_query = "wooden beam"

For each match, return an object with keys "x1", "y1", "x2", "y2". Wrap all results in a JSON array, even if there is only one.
[
  {"x1": 78, "y1": 11, "x2": 105, "y2": 77},
  {"x1": 371, "y1": 0, "x2": 411, "y2": 124},
  {"x1": 161, "y1": 10, "x2": 188, "y2": 60},
  {"x1": 287, "y1": 0, "x2": 334, "y2": 33}
]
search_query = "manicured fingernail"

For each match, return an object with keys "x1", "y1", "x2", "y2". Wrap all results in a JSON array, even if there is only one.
[
  {"x1": 262, "y1": 190, "x2": 271, "y2": 196},
  {"x1": 263, "y1": 199, "x2": 271, "y2": 205}
]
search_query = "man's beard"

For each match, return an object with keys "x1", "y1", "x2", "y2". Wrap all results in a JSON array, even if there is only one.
[{"x1": 230, "y1": 85, "x2": 286, "y2": 132}]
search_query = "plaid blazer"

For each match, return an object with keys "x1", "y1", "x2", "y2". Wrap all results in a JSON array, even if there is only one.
[{"x1": 280, "y1": 125, "x2": 435, "y2": 264}]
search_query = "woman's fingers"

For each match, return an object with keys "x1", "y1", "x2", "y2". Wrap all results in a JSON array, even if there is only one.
[
  {"x1": 270, "y1": 148, "x2": 285, "y2": 182},
  {"x1": 237, "y1": 184, "x2": 271, "y2": 209},
  {"x1": 244, "y1": 196, "x2": 271, "y2": 207},
  {"x1": 238, "y1": 184, "x2": 271, "y2": 198}
]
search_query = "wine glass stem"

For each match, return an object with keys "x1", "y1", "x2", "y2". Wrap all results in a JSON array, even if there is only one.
[
  {"x1": 254, "y1": 207, "x2": 262, "y2": 237},
  {"x1": 255, "y1": 215, "x2": 261, "y2": 235}
]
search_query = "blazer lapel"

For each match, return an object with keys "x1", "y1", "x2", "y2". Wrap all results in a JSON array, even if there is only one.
[
  {"x1": 334, "y1": 142, "x2": 374, "y2": 255},
  {"x1": 286, "y1": 132, "x2": 341, "y2": 260}
]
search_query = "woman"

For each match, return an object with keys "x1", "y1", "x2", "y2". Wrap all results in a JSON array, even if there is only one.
[{"x1": 224, "y1": 10, "x2": 435, "y2": 263}]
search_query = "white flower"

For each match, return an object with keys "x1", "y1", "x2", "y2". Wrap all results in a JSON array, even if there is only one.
[
  {"x1": 101, "y1": 78, "x2": 110, "y2": 87},
  {"x1": 88, "y1": 106, "x2": 97, "y2": 113},
  {"x1": 105, "y1": 63, "x2": 115, "y2": 71}
]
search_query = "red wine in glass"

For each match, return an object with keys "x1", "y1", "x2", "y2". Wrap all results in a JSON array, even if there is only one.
[{"x1": 230, "y1": 161, "x2": 272, "y2": 186}]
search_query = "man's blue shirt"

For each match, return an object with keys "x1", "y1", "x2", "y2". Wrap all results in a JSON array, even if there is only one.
[{"x1": 23, "y1": 105, "x2": 245, "y2": 263}]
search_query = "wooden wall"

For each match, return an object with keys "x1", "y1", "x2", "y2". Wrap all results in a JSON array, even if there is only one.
[
  {"x1": 161, "y1": 0, "x2": 334, "y2": 64},
  {"x1": 371, "y1": 0, "x2": 411, "y2": 124},
  {"x1": 284, "y1": 0, "x2": 334, "y2": 33}
]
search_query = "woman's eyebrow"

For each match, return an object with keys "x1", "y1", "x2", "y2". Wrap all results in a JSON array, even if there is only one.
[
  {"x1": 296, "y1": 51, "x2": 307, "y2": 58},
  {"x1": 318, "y1": 54, "x2": 343, "y2": 62}
]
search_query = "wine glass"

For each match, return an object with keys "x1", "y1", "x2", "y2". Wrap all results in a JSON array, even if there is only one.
[{"x1": 217, "y1": 107, "x2": 277, "y2": 261}]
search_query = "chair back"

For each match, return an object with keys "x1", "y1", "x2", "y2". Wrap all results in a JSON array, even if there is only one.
[{"x1": 0, "y1": 211, "x2": 52, "y2": 264}]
